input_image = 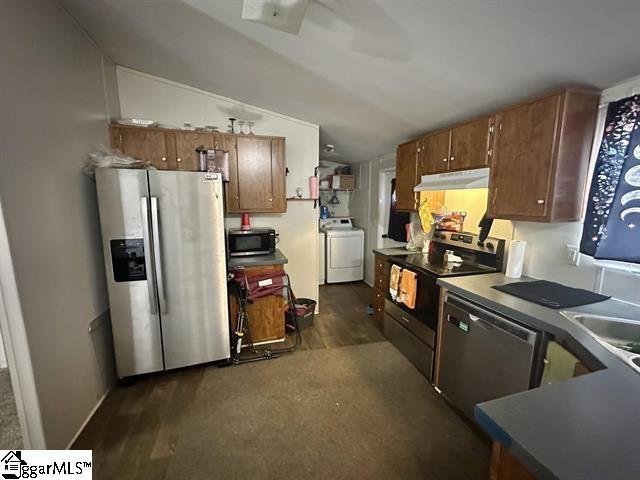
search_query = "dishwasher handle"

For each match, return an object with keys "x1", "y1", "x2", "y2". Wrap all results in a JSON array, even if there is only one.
[{"x1": 445, "y1": 293, "x2": 538, "y2": 345}]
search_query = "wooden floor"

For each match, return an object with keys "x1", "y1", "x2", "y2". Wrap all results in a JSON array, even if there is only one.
[
  {"x1": 299, "y1": 281, "x2": 385, "y2": 350},
  {"x1": 73, "y1": 282, "x2": 383, "y2": 479}
]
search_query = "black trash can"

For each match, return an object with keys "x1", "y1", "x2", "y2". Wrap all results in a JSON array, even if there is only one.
[{"x1": 285, "y1": 298, "x2": 317, "y2": 332}]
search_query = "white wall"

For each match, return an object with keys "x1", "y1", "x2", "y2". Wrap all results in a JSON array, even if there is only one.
[
  {"x1": 0, "y1": 330, "x2": 6, "y2": 369},
  {"x1": 0, "y1": 0, "x2": 118, "y2": 447},
  {"x1": 116, "y1": 67, "x2": 320, "y2": 303},
  {"x1": 352, "y1": 153, "x2": 399, "y2": 286}
]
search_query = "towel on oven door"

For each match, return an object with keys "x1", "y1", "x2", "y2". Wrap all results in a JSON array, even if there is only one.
[
  {"x1": 389, "y1": 264, "x2": 402, "y2": 301},
  {"x1": 398, "y1": 269, "x2": 417, "y2": 309}
]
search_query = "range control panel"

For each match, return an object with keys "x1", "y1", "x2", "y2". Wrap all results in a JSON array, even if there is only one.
[{"x1": 432, "y1": 231, "x2": 504, "y2": 255}]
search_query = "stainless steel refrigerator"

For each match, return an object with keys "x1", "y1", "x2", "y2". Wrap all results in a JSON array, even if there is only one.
[{"x1": 95, "y1": 168, "x2": 230, "y2": 378}]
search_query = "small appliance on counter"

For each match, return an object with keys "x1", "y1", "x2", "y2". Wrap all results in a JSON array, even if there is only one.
[{"x1": 227, "y1": 227, "x2": 277, "y2": 257}]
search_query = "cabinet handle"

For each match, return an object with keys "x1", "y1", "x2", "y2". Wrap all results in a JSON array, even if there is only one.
[
  {"x1": 450, "y1": 156, "x2": 455, "y2": 162},
  {"x1": 118, "y1": 134, "x2": 123, "y2": 146},
  {"x1": 489, "y1": 125, "x2": 494, "y2": 134},
  {"x1": 443, "y1": 157, "x2": 448, "y2": 163},
  {"x1": 268, "y1": 198, "x2": 273, "y2": 202},
  {"x1": 487, "y1": 148, "x2": 493, "y2": 158},
  {"x1": 498, "y1": 122, "x2": 503, "y2": 131},
  {"x1": 177, "y1": 157, "x2": 182, "y2": 163},
  {"x1": 537, "y1": 199, "x2": 545, "y2": 205},
  {"x1": 161, "y1": 156, "x2": 167, "y2": 162}
]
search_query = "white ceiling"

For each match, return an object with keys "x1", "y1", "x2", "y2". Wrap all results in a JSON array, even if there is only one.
[{"x1": 62, "y1": 0, "x2": 640, "y2": 163}]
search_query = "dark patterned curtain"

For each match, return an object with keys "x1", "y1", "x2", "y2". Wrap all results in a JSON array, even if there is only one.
[{"x1": 580, "y1": 95, "x2": 640, "y2": 263}]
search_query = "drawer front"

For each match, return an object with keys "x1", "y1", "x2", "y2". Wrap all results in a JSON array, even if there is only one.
[
  {"x1": 373, "y1": 287, "x2": 385, "y2": 324},
  {"x1": 385, "y1": 299, "x2": 435, "y2": 348},
  {"x1": 374, "y1": 256, "x2": 390, "y2": 292},
  {"x1": 384, "y1": 313, "x2": 434, "y2": 380}
]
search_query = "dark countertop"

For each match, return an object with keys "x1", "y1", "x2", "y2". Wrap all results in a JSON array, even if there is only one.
[
  {"x1": 437, "y1": 273, "x2": 640, "y2": 479},
  {"x1": 373, "y1": 247, "x2": 416, "y2": 257},
  {"x1": 227, "y1": 249, "x2": 288, "y2": 269}
]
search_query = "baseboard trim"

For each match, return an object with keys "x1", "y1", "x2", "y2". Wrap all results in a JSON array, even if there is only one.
[{"x1": 65, "y1": 391, "x2": 108, "y2": 449}]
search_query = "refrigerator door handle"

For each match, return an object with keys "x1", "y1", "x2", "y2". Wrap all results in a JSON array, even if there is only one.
[
  {"x1": 150, "y1": 196, "x2": 168, "y2": 314},
  {"x1": 140, "y1": 197, "x2": 158, "y2": 315}
]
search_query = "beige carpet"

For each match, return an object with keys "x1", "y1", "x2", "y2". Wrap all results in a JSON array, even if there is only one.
[
  {"x1": 164, "y1": 342, "x2": 489, "y2": 480},
  {"x1": 0, "y1": 368, "x2": 22, "y2": 449}
]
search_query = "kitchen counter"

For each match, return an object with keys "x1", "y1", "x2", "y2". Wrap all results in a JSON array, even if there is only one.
[
  {"x1": 437, "y1": 273, "x2": 640, "y2": 479},
  {"x1": 227, "y1": 249, "x2": 288, "y2": 269}
]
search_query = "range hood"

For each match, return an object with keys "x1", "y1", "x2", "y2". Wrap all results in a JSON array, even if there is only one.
[{"x1": 413, "y1": 168, "x2": 490, "y2": 192}]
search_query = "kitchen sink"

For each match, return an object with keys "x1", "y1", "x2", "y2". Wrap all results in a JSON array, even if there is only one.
[{"x1": 560, "y1": 311, "x2": 640, "y2": 373}]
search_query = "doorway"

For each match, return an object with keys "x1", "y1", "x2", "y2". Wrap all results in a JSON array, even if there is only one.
[{"x1": 377, "y1": 168, "x2": 406, "y2": 249}]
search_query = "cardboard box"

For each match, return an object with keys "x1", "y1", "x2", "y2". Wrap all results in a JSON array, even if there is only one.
[{"x1": 330, "y1": 175, "x2": 356, "y2": 191}]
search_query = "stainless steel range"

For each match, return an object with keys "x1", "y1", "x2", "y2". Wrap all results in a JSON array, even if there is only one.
[{"x1": 383, "y1": 231, "x2": 505, "y2": 381}]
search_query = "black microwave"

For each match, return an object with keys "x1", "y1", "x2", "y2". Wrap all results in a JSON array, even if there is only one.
[{"x1": 227, "y1": 228, "x2": 277, "y2": 257}]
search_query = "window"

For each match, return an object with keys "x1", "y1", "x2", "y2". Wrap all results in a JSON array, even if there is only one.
[{"x1": 580, "y1": 94, "x2": 640, "y2": 264}]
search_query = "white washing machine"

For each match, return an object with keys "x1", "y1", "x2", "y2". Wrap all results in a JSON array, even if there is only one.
[{"x1": 320, "y1": 218, "x2": 365, "y2": 283}]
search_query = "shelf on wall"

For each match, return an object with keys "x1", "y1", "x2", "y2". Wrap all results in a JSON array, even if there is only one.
[{"x1": 286, "y1": 197, "x2": 319, "y2": 208}]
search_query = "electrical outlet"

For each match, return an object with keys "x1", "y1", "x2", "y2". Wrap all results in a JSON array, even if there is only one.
[{"x1": 565, "y1": 244, "x2": 580, "y2": 266}]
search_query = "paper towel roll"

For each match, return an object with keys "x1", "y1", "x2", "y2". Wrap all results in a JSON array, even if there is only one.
[{"x1": 505, "y1": 240, "x2": 527, "y2": 278}]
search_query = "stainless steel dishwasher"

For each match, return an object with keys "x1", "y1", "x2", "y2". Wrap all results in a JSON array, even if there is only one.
[{"x1": 438, "y1": 293, "x2": 543, "y2": 420}]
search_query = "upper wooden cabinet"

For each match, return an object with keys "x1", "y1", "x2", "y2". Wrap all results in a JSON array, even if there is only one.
[
  {"x1": 395, "y1": 140, "x2": 419, "y2": 211},
  {"x1": 110, "y1": 126, "x2": 173, "y2": 169},
  {"x1": 419, "y1": 117, "x2": 492, "y2": 175},
  {"x1": 487, "y1": 89, "x2": 599, "y2": 222},
  {"x1": 399, "y1": 87, "x2": 599, "y2": 223},
  {"x1": 420, "y1": 130, "x2": 451, "y2": 175},
  {"x1": 227, "y1": 136, "x2": 286, "y2": 213},
  {"x1": 449, "y1": 117, "x2": 493, "y2": 171},
  {"x1": 174, "y1": 131, "x2": 224, "y2": 171},
  {"x1": 108, "y1": 124, "x2": 286, "y2": 213}
]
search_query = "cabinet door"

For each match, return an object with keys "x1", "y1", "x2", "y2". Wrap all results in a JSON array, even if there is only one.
[
  {"x1": 110, "y1": 126, "x2": 171, "y2": 169},
  {"x1": 270, "y1": 137, "x2": 286, "y2": 213},
  {"x1": 395, "y1": 141, "x2": 419, "y2": 211},
  {"x1": 174, "y1": 132, "x2": 224, "y2": 171},
  {"x1": 237, "y1": 137, "x2": 276, "y2": 211},
  {"x1": 449, "y1": 117, "x2": 491, "y2": 171},
  {"x1": 224, "y1": 136, "x2": 241, "y2": 213},
  {"x1": 488, "y1": 95, "x2": 560, "y2": 219},
  {"x1": 420, "y1": 130, "x2": 451, "y2": 175}
]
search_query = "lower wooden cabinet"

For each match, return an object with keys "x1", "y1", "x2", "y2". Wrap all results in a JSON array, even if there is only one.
[
  {"x1": 372, "y1": 254, "x2": 390, "y2": 327},
  {"x1": 228, "y1": 264, "x2": 286, "y2": 345},
  {"x1": 490, "y1": 442, "x2": 536, "y2": 480},
  {"x1": 372, "y1": 287, "x2": 385, "y2": 326},
  {"x1": 374, "y1": 254, "x2": 391, "y2": 292}
]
